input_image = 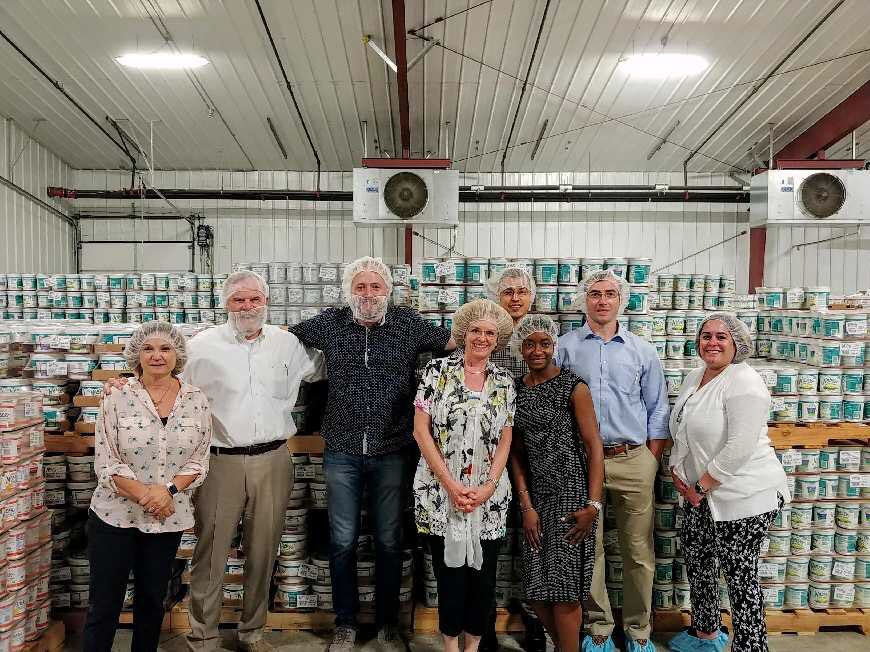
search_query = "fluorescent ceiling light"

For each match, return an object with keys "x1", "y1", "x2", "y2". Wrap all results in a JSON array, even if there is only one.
[
  {"x1": 620, "y1": 53, "x2": 707, "y2": 78},
  {"x1": 115, "y1": 53, "x2": 209, "y2": 69}
]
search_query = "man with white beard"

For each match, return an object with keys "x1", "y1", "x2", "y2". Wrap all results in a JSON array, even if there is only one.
[
  {"x1": 291, "y1": 256, "x2": 454, "y2": 651},
  {"x1": 182, "y1": 270, "x2": 325, "y2": 651}
]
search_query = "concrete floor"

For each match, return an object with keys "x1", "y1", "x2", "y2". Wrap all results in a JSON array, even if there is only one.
[{"x1": 66, "y1": 629, "x2": 870, "y2": 651}]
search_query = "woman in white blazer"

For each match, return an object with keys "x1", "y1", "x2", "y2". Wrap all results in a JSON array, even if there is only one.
[{"x1": 667, "y1": 312, "x2": 789, "y2": 652}]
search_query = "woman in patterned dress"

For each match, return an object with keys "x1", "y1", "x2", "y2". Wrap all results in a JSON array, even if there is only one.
[
  {"x1": 84, "y1": 322, "x2": 212, "y2": 651},
  {"x1": 510, "y1": 315, "x2": 605, "y2": 652},
  {"x1": 413, "y1": 299, "x2": 516, "y2": 652}
]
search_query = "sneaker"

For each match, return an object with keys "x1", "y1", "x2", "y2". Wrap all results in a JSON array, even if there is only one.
[
  {"x1": 377, "y1": 624, "x2": 405, "y2": 651},
  {"x1": 581, "y1": 635, "x2": 615, "y2": 652},
  {"x1": 237, "y1": 640, "x2": 274, "y2": 652},
  {"x1": 329, "y1": 626, "x2": 357, "y2": 652},
  {"x1": 626, "y1": 639, "x2": 655, "y2": 652},
  {"x1": 668, "y1": 628, "x2": 728, "y2": 652}
]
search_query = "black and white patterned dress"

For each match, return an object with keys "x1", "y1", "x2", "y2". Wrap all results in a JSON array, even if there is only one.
[{"x1": 514, "y1": 368, "x2": 595, "y2": 602}]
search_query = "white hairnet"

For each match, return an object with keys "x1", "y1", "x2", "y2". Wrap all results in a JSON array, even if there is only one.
[
  {"x1": 222, "y1": 270, "x2": 268, "y2": 305},
  {"x1": 485, "y1": 265, "x2": 537, "y2": 302},
  {"x1": 511, "y1": 314, "x2": 560, "y2": 359},
  {"x1": 123, "y1": 321, "x2": 188, "y2": 376},
  {"x1": 342, "y1": 256, "x2": 393, "y2": 302},
  {"x1": 577, "y1": 269, "x2": 630, "y2": 315},
  {"x1": 451, "y1": 299, "x2": 514, "y2": 353},
  {"x1": 696, "y1": 311, "x2": 753, "y2": 364}
]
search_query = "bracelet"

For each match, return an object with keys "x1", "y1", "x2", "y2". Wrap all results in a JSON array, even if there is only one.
[
  {"x1": 517, "y1": 489, "x2": 529, "y2": 495},
  {"x1": 519, "y1": 505, "x2": 535, "y2": 513}
]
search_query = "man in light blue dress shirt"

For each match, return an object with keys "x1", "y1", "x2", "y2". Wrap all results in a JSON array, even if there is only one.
[{"x1": 556, "y1": 270, "x2": 670, "y2": 652}]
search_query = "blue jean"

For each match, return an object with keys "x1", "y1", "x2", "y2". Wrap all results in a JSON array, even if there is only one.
[{"x1": 324, "y1": 449, "x2": 406, "y2": 628}]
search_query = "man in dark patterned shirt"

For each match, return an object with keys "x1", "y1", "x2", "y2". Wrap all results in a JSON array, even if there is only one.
[{"x1": 291, "y1": 256, "x2": 454, "y2": 651}]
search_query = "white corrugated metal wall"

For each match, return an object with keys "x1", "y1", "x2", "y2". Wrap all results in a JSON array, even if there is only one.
[
  {"x1": 75, "y1": 170, "x2": 870, "y2": 292},
  {"x1": 72, "y1": 169, "x2": 760, "y2": 291},
  {"x1": 0, "y1": 117, "x2": 75, "y2": 272}
]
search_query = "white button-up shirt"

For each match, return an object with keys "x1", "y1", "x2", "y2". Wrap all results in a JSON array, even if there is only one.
[{"x1": 183, "y1": 323, "x2": 325, "y2": 448}]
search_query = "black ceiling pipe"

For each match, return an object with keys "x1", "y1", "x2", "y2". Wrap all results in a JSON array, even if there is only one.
[{"x1": 49, "y1": 186, "x2": 748, "y2": 203}]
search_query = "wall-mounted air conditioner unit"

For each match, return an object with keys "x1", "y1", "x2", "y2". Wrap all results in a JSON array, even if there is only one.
[
  {"x1": 750, "y1": 168, "x2": 870, "y2": 226},
  {"x1": 353, "y1": 168, "x2": 459, "y2": 227}
]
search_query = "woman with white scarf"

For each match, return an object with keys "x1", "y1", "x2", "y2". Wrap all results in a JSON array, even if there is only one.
[
  {"x1": 668, "y1": 312, "x2": 789, "y2": 652},
  {"x1": 413, "y1": 299, "x2": 516, "y2": 652}
]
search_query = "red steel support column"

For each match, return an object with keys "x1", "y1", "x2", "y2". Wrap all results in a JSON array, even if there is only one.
[
  {"x1": 392, "y1": 0, "x2": 413, "y2": 264},
  {"x1": 749, "y1": 227, "x2": 767, "y2": 293}
]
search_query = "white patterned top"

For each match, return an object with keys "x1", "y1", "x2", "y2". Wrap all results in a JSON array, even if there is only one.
[{"x1": 90, "y1": 378, "x2": 212, "y2": 532}]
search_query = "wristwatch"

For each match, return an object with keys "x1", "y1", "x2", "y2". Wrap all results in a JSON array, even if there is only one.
[
  {"x1": 693, "y1": 481, "x2": 708, "y2": 497},
  {"x1": 166, "y1": 483, "x2": 179, "y2": 496},
  {"x1": 586, "y1": 499, "x2": 603, "y2": 514}
]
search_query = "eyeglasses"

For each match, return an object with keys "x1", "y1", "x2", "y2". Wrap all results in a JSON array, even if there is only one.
[
  {"x1": 587, "y1": 290, "x2": 619, "y2": 301},
  {"x1": 501, "y1": 288, "x2": 531, "y2": 298}
]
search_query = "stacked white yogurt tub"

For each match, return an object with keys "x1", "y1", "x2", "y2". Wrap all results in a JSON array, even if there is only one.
[
  {"x1": 746, "y1": 287, "x2": 869, "y2": 426},
  {"x1": 759, "y1": 446, "x2": 870, "y2": 611},
  {"x1": 0, "y1": 391, "x2": 53, "y2": 646},
  {"x1": 237, "y1": 261, "x2": 418, "y2": 327},
  {"x1": 0, "y1": 272, "x2": 229, "y2": 325},
  {"x1": 417, "y1": 257, "x2": 654, "y2": 336}
]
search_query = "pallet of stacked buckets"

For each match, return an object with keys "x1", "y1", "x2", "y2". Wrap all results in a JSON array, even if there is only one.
[
  {"x1": 760, "y1": 446, "x2": 870, "y2": 611},
  {"x1": 0, "y1": 272, "x2": 229, "y2": 325},
  {"x1": 747, "y1": 288, "x2": 868, "y2": 425},
  {"x1": 0, "y1": 390, "x2": 53, "y2": 646},
  {"x1": 244, "y1": 261, "x2": 417, "y2": 328},
  {"x1": 417, "y1": 257, "x2": 654, "y2": 334}
]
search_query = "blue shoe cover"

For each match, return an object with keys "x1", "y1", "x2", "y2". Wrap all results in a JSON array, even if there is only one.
[
  {"x1": 626, "y1": 638, "x2": 656, "y2": 652},
  {"x1": 581, "y1": 635, "x2": 615, "y2": 652},
  {"x1": 668, "y1": 628, "x2": 728, "y2": 652}
]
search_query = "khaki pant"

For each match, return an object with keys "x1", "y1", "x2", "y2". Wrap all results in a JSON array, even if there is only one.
[
  {"x1": 585, "y1": 444, "x2": 658, "y2": 641},
  {"x1": 186, "y1": 446, "x2": 293, "y2": 650}
]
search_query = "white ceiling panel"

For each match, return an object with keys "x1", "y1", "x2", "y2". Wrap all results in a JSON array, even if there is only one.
[{"x1": 0, "y1": 0, "x2": 867, "y2": 175}]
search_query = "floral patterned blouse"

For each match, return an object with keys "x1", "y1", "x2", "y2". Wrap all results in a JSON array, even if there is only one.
[
  {"x1": 413, "y1": 354, "x2": 516, "y2": 540},
  {"x1": 91, "y1": 378, "x2": 212, "y2": 533}
]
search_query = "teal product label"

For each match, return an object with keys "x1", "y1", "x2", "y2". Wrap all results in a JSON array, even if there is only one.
[
  {"x1": 629, "y1": 265, "x2": 649, "y2": 284},
  {"x1": 627, "y1": 292, "x2": 647, "y2": 313},
  {"x1": 684, "y1": 339, "x2": 697, "y2": 357},
  {"x1": 421, "y1": 262, "x2": 438, "y2": 283},
  {"x1": 453, "y1": 262, "x2": 466, "y2": 283},
  {"x1": 466, "y1": 262, "x2": 484, "y2": 283},
  {"x1": 538, "y1": 264, "x2": 558, "y2": 284},
  {"x1": 824, "y1": 320, "x2": 843, "y2": 338},
  {"x1": 766, "y1": 292, "x2": 783, "y2": 308},
  {"x1": 822, "y1": 345, "x2": 841, "y2": 366},
  {"x1": 844, "y1": 372, "x2": 864, "y2": 394},
  {"x1": 557, "y1": 263, "x2": 575, "y2": 284},
  {"x1": 844, "y1": 399, "x2": 864, "y2": 421}
]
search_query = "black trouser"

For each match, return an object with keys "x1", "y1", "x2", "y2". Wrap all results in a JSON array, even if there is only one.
[
  {"x1": 83, "y1": 512, "x2": 182, "y2": 652},
  {"x1": 429, "y1": 536, "x2": 501, "y2": 638}
]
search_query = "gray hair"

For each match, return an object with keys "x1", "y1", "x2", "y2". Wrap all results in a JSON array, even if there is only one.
[
  {"x1": 342, "y1": 256, "x2": 393, "y2": 302},
  {"x1": 222, "y1": 270, "x2": 268, "y2": 305},
  {"x1": 486, "y1": 266, "x2": 537, "y2": 302},
  {"x1": 123, "y1": 321, "x2": 188, "y2": 377},
  {"x1": 577, "y1": 269, "x2": 630, "y2": 315},
  {"x1": 452, "y1": 299, "x2": 515, "y2": 353},
  {"x1": 696, "y1": 312, "x2": 753, "y2": 364}
]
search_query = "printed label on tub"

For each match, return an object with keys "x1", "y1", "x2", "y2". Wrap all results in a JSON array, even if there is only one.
[
  {"x1": 759, "y1": 370, "x2": 777, "y2": 387},
  {"x1": 435, "y1": 261, "x2": 455, "y2": 278},
  {"x1": 299, "y1": 564, "x2": 319, "y2": 581},
  {"x1": 841, "y1": 342, "x2": 863, "y2": 356},
  {"x1": 845, "y1": 321, "x2": 867, "y2": 336},
  {"x1": 833, "y1": 584, "x2": 855, "y2": 601},
  {"x1": 322, "y1": 286, "x2": 341, "y2": 301},
  {"x1": 297, "y1": 594, "x2": 318, "y2": 608},
  {"x1": 47, "y1": 361, "x2": 68, "y2": 376},
  {"x1": 758, "y1": 563, "x2": 779, "y2": 578},
  {"x1": 850, "y1": 475, "x2": 870, "y2": 488},
  {"x1": 832, "y1": 561, "x2": 853, "y2": 577},
  {"x1": 295, "y1": 465, "x2": 316, "y2": 480},
  {"x1": 786, "y1": 289, "x2": 803, "y2": 305},
  {"x1": 771, "y1": 397, "x2": 786, "y2": 411},
  {"x1": 319, "y1": 268, "x2": 337, "y2": 282},
  {"x1": 438, "y1": 289, "x2": 460, "y2": 305},
  {"x1": 0, "y1": 408, "x2": 13, "y2": 424},
  {"x1": 781, "y1": 450, "x2": 803, "y2": 467},
  {"x1": 359, "y1": 591, "x2": 375, "y2": 603},
  {"x1": 762, "y1": 587, "x2": 780, "y2": 603},
  {"x1": 841, "y1": 450, "x2": 861, "y2": 465},
  {"x1": 22, "y1": 403, "x2": 34, "y2": 419}
]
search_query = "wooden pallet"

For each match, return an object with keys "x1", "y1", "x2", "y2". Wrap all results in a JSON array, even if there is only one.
[
  {"x1": 769, "y1": 423, "x2": 870, "y2": 449},
  {"x1": 25, "y1": 621, "x2": 65, "y2": 652},
  {"x1": 413, "y1": 606, "x2": 524, "y2": 634},
  {"x1": 45, "y1": 434, "x2": 95, "y2": 453},
  {"x1": 72, "y1": 396, "x2": 100, "y2": 408},
  {"x1": 653, "y1": 608, "x2": 870, "y2": 636},
  {"x1": 169, "y1": 605, "x2": 412, "y2": 632},
  {"x1": 287, "y1": 435, "x2": 325, "y2": 454}
]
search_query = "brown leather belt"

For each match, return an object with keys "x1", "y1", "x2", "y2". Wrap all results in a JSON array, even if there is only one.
[{"x1": 603, "y1": 443, "x2": 642, "y2": 458}]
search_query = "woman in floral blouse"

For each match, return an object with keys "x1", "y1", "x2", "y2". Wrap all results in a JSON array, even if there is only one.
[
  {"x1": 414, "y1": 299, "x2": 516, "y2": 652},
  {"x1": 84, "y1": 321, "x2": 212, "y2": 651}
]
